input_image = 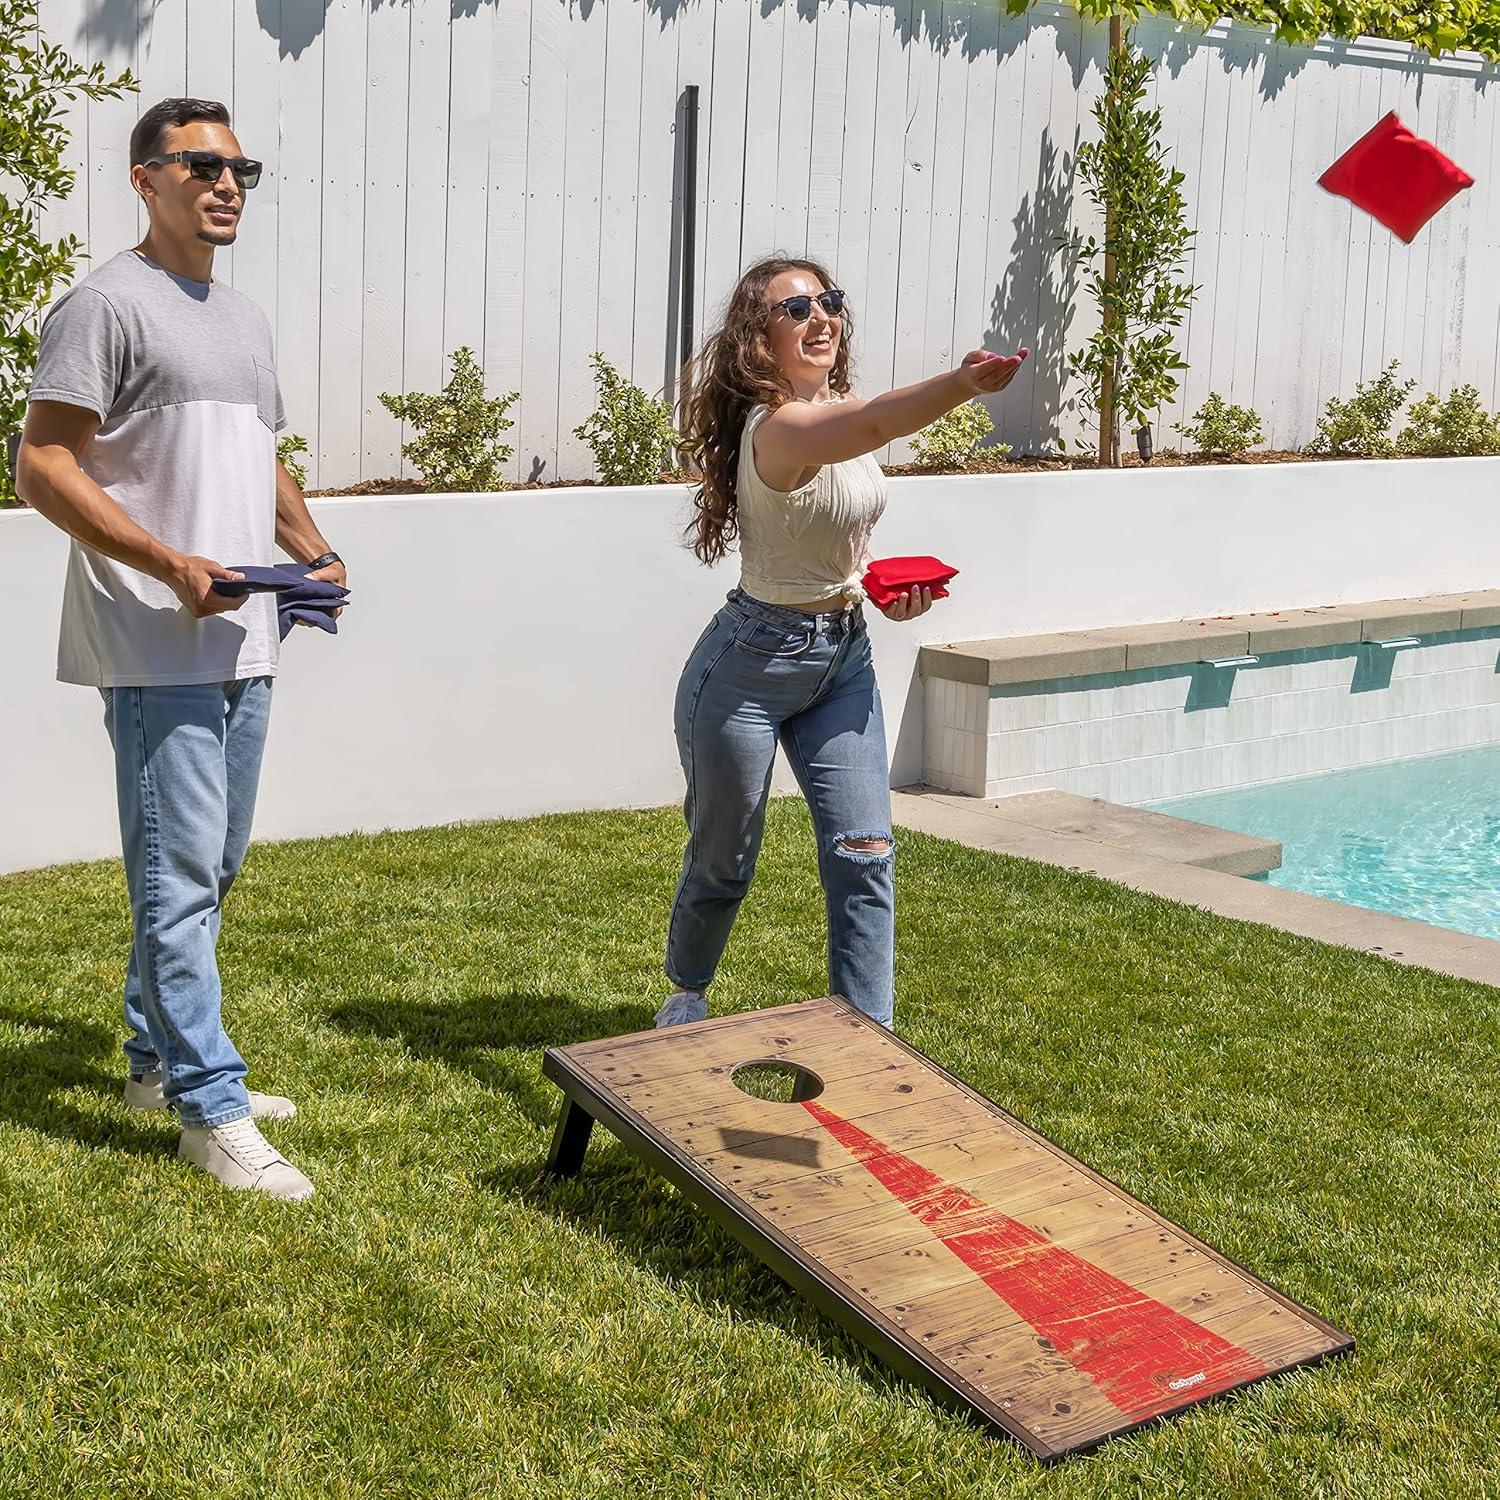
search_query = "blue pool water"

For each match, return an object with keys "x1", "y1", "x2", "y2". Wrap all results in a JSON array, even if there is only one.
[{"x1": 1150, "y1": 746, "x2": 1500, "y2": 940}]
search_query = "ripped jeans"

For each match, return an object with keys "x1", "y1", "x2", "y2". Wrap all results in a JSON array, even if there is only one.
[{"x1": 665, "y1": 589, "x2": 896, "y2": 1025}]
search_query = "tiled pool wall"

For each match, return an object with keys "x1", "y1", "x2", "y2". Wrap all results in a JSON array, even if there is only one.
[{"x1": 923, "y1": 628, "x2": 1500, "y2": 803}]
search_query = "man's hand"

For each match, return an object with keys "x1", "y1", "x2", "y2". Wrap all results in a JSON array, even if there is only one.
[
  {"x1": 305, "y1": 557, "x2": 346, "y2": 619},
  {"x1": 166, "y1": 555, "x2": 249, "y2": 617}
]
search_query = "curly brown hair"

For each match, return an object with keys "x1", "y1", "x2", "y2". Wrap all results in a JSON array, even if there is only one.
[{"x1": 679, "y1": 256, "x2": 853, "y2": 565}]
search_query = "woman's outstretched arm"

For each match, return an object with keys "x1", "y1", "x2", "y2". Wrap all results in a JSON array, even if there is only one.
[{"x1": 758, "y1": 347, "x2": 1029, "y2": 475}]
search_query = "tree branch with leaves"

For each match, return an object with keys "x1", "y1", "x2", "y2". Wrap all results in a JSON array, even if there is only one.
[
  {"x1": 1, "y1": 6, "x2": 135, "y2": 502},
  {"x1": 1004, "y1": 0, "x2": 1498, "y2": 65}
]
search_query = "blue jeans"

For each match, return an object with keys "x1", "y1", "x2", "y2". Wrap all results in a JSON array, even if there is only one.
[
  {"x1": 101, "y1": 678, "x2": 272, "y2": 1127},
  {"x1": 666, "y1": 590, "x2": 896, "y2": 1024}
]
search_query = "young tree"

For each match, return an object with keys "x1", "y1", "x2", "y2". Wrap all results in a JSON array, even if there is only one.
[
  {"x1": 1058, "y1": 21, "x2": 1196, "y2": 467},
  {"x1": 1, "y1": 5, "x2": 136, "y2": 503}
]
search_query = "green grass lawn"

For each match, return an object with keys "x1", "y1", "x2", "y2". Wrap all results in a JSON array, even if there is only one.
[{"x1": 1, "y1": 802, "x2": 1495, "y2": 1498}]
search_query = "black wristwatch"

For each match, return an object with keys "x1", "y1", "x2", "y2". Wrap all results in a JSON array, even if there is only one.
[{"x1": 307, "y1": 551, "x2": 342, "y2": 571}]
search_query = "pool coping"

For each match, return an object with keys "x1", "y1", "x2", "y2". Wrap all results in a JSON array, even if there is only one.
[
  {"x1": 891, "y1": 786, "x2": 1500, "y2": 990},
  {"x1": 947, "y1": 790, "x2": 1284, "y2": 877},
  {"x1": 919, "y1": 589, "x2": 1500, "y2": 686}
]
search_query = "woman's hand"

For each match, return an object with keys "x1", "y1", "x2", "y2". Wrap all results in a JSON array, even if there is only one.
[
  {"x1": 879, "y1": 586, "x2": 935, "y2": 622},
  {"x1": 958, "y1": 346, "x2": 1029, "y2": 396}
]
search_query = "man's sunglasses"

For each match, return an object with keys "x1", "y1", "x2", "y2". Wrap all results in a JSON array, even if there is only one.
[
  {"x1": 768, "y1": 288, "x2": 846, "y2": 323},
  {"x1": 143, "y1": 151, "x2": 263, "y2": 190}
]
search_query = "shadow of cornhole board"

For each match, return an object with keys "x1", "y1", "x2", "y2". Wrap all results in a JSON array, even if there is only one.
[{"x1": 542, "y1": 996, "x2": 1353, "y2": 1463}]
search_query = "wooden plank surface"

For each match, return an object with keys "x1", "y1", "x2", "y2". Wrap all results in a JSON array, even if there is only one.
[{"x1": 548, "y1": 995, "x2": 1353, "y2": 1462}]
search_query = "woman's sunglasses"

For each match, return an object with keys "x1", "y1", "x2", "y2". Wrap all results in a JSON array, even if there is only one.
[
  {"x1": 143, "y1": 151, "x2": 263, "y2": 190},
  {"x1": 768, "y1": 288, "x2": 846, "y2": 323}
]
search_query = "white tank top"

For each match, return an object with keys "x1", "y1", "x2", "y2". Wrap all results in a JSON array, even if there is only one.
[{"x1": 734, "y1": 403, "x2": 888, "y2": 607}]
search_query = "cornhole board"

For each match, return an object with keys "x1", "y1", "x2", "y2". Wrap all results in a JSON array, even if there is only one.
[{"x1": 541, "y1": 996, "x2": 1353, "y2": 1463}]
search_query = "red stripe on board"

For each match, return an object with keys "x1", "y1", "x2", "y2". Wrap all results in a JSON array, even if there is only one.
[{"x1": 803, "y1": 1099, "x2": 1267, "y2": 1419}]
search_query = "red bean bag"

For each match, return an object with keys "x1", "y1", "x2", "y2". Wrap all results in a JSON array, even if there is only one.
[
  {"x1": 1318, "y1": 111, "x2": 1474, "y2": 243},
  {"x1": 862, "y1": 555, "x2": 960, "y2": 607}
]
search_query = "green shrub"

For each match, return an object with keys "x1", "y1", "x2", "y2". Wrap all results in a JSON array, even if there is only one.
[
  {"x1": 572, "y1": 352, "x2": 679, "y2": 486},
  {"x1": 379, "y1": 347, "x2": 518, "y2": 492},
  {"x1": 1397, "y1": 385, "x2": 1500, "y2": 457},
  {"x1": 910, "y1": 401, "x2": 1007, "y2": 469},
  {"x1": 1173, "y1": 392, "x2": 1263, "y2": 458},
  {"x1": 276, "y1": 432, "x2": 309, "y2": 488},
  {"x1": 1, "y1": 4, "x2": 135, "y2": 504},
  {"x1": 1305, "y1": 360, "x2": 1416, "y2": 457}
]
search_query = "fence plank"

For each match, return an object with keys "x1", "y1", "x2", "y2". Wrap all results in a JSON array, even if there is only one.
[
  {"x1": 517, "y1": 0, "x2": 569, "y2": 481},
  {"x1": 486, "y1": 0, "x2": 532, "y2": 484},
  {"x1": 806, "y1": 0, "x2": 850, "y2": 267},
  {"x1": 555, "y1": 0, "x2": 608, "y2": 481},
  {"x1": 595, "y1": 0, "x2": 644, "y2": 384},
  {"x1": 400, "y1": 0, "x2": 452, "y2": 478},
  {"x1": 360, "y1": 0, "x2": 413, "y2": 481},
  {"x1": 889, "y1": 0, "x2": 941, "y2": 459},
  {"x1": 316, "y1": 0, "x2": 368, "y2": 485},
  {"x1": 699, "y1": 0, "x2": 752, "y2": 339},
  {"x1": 274, "y1": 12, "x2": 325, "y2": 485},
  {"x1": 442, "y1": 2, "x2": 495, "y2": 365}
]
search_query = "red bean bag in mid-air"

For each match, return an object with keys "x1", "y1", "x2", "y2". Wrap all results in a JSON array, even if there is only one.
[{"x1": 1318, "y1": 111, "x2": 1474, "y2": 243}]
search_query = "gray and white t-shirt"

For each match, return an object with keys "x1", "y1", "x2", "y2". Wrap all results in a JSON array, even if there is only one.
[{"x1": 30, "y1": 250, "x2": 287, "y2": 687}]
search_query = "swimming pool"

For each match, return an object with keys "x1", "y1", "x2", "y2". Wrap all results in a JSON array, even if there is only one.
[{"x1": 1149, "y1": 745, "x2": 1500, "y2": 941}]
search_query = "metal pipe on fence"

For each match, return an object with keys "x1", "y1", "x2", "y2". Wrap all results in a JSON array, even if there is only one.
[{"x1": 679, "y1": 83, "x2": 700, "y2": 417}]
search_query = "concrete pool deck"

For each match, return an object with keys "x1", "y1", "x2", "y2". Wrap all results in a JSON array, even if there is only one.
[{"x1": 892, "y1": 786, "x2": 1500, "y2": 990}]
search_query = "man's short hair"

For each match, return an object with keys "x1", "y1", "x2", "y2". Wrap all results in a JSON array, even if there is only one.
[{"x1": 129, "y1": 98, "x2": 232, "y2": 167}]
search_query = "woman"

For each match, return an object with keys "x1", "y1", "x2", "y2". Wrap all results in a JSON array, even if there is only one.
[{"x1": 658, "y1": 256, "x2": 1027, "y2": 1029}]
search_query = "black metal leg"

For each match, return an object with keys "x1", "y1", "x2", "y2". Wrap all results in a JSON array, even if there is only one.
[{"x1": 544, "y1": 1096, "x2": 595, "y2": 1178}]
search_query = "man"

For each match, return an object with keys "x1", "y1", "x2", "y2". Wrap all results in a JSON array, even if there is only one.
[{"x1": 17, "y1": 98, "x2": 345, "y2": 1201}]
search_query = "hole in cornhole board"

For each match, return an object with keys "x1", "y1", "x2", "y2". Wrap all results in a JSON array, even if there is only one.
[
  {"x1": 541, "y1": 997, "x2": 1354, "y2": 1464},
  {"x1": 731, "y1": 1059, "x2": 825, "y2": 1104}
]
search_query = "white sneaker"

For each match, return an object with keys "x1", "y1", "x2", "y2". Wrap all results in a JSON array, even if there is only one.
[
  {"x1": 126, "y1": 1071, "x2": 296, "y2": 1121},
  {"x1": 178, "y1": 1118, "x2": 315, "y2": 1201},
  {"x1": 654, "y1": 990, "x2": 708, "y2": 1028}
]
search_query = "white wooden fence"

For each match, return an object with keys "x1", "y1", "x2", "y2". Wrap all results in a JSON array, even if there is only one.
[{"x1": 38, "y1": 0, "x2": 1500, "y2": 490}]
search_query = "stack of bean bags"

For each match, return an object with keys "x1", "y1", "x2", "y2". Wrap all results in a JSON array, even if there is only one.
[{"x1": 211, "y1": 564, "x2": 350, "y2": 639}]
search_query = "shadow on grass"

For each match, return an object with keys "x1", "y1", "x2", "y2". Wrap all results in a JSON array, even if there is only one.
[
  {"x1": 485, "y1": 1151, "x2": 912, "y2": 1406},
  {"x1": 0, "y1": 1005, "x2": 172, "y2": 1158},
  {"x1": 327, "y1": 991, "x2": 908, "y2": 1396},
  {"x1": 326, "y1": 991, "x2": 651, "y2": 1125}
]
